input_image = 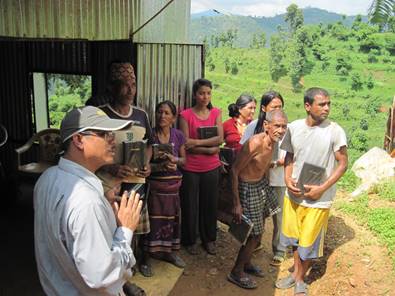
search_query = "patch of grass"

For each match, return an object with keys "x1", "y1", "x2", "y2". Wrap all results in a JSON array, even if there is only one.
[
  {"x1": 335, "y1": 194, "x2": 369, "y2": 223},
  {"x1": 367, "y1": 208, "x2": 395, "y2": 267},
  {"x1": 370, "y1": 179, "x2": 395, "y2": 201},
  {"x1": 337, "y1": 169, "x2": 360, "y2": 193},
  {"x1": 335, "y1": 195, "x2": 395, "y2": 270}
]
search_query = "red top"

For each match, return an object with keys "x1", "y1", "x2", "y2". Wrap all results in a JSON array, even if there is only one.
[
  {"x1": 223, "y1": 117, "x2": 242, "y2": 152},
  {"x1": 180, "y1": 107, "x2": 222, "y2": 172}
]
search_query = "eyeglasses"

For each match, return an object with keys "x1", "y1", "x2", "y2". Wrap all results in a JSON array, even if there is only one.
[{"x1": 80, "y1": 131, "x2": 116, "y2": 142}]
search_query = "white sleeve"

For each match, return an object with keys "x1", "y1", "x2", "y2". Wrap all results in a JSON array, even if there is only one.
[
  {"x1": 240, "y1": 120, "x2": 257, "y2": 145},
  {"x1": 70, "y1": 203, "x2": 135, "y2": 293},
  {"x1": 333, "y1": 124, "x2": 348, "y2": 152}
]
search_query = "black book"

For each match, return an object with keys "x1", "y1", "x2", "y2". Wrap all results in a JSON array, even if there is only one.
[
  {"x1": 152, "y1": 143, "x2": 174, "y2": 162},
  {"x1": 297, "y1": 162, "x2": 326, "y2": 194},
  {"x1": 228, "y1": 215, "x2": 254, "y2": 245},
  {"x1": 123, "y1": 140, "x2": 147, "y2": 171},
  {"x1": 271, "y1": 142, "x2": 279, "y2": 163},
  {"x1": 197, "y1": 126, "x2": 218, "y2": 139},
  {"x1": 220, "y1": 147, "x2": 236, "y2": 166}
]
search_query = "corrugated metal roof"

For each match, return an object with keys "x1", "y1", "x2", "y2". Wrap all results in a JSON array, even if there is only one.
[
  {"x1": 0, "y1": 0, "x2": 190, "y2": 43},
  {"x1": 136, "y1": 42, "x2": 203, "y2": 122}
]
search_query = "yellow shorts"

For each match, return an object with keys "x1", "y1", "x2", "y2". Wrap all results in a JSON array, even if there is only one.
[{"x1": 280, "y1": 196, "x2": 329, "y2": 260}]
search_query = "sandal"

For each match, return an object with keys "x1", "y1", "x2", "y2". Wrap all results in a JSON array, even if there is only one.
[
  {"x1": 275, "y1": 274, "x2": 295, "y2": 289},
  {"x1": 227, "y1": 273, "x2": 257, "y2": 289},
  {"x1": 185, "y1": 244, "x2": 199, "y2": 255},
  {"x1": 294, "y1": 281, "x2": 308, "y2": 295},
  {"x1": 244, "y1": 265, "x2": 265, "y2": 278},
  {"x1": 139, "y1": 263, "x2": 153, "y2": 277},
  {"x1": 123, "y1": 282, "x2": 147, "y2": 296},
  {"x1": 163, "y1": 253, "x2": 186, "y2": 268},
  {"x1": 204, "y1": 242, "x2": 216, "y2": 255},
  {"x1": 253, "y1": 242, "x2": 264, "y2": 253},
  {"x1": 270, "y1": 253, "x2": 285, "y2": 266}
]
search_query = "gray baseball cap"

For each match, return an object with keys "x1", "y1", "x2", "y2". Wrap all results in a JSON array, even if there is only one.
[{"x1": 60, "y1": 106, "x2": 131, "y2": 142}]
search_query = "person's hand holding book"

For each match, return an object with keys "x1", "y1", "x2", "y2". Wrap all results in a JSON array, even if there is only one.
[
  {"x1": 285, "y1": 177, "x2": 302, "y2": 197},
  {"x1": 303, "y1": 184, "x2": 325, "y2": 200},
  {"x1": 136, "y1": 164, "x2": 151, "y2": 178},
  {"x1": 232, "y1": 203, "x2": 243, "y2": 224}
]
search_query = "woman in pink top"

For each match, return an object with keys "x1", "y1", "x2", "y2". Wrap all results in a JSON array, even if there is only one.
[{"x1": 179, "y1": 78, "x2": 223, "y2": 255}]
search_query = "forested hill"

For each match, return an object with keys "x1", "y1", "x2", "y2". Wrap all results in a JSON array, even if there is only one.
[{"x1": 190, "y1": 7, "x2": 368, "y2": 47}]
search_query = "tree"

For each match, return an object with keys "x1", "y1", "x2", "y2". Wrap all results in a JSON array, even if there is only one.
[
  {"x1": 250, "y1": 33, "x2": 266, "y2": 49},
  {"x1": 269, "y1": 34, "x2": 287, "y2": 81},
  {"x1": 351, "y1": 72, "x2": 363, "y2": 90},
  {"x1": 368, "y1": 0, "x2": 395, "y2": 30},
  {"x1": 285, "y1": 4, "x2": 304, "y2": 35},
  {"x1": 224, "y1": 58, "x2": 230, "y2": 73}
]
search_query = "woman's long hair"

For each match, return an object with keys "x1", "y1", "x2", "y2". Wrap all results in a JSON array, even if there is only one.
[
  {"x1": 254, "y1": 91, "x2": 284, "y2": 134},
  {"x1": 228, "y1": 94, "x2": 255, "y2": 117}
]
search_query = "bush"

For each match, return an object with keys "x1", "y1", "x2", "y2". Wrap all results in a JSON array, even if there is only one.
[
  {"x1": 230, "y1": 61, "x2": 239, "y2": 75},
  {"x1": 382, "y1": 50, "x2": 392, "y2": 63},
  {"x1": 335, "y1": 52, "x2": 352, "y2": 74},
  {"x1": 342, "y1": 104, "x2": 350, "y2": 119},
  {"x1": 370, "y1": 179, "x2": 395, "y2": 201},
  {"x1": 367, "y1": 49, "x2": 379, "y2": 63},
  {"x1": 350, "y1": 130, "x2": 368, "y2": 152},
  {"x1": 364, "y1": 99, "x2": 381, "y2": 117},
  {"x1": 359, "y1": 118, "x2": 369, "y2": 130},
  {"x1": 350, "y1": 72, "x2": 363, "y2": 90},
  {"x1": 366, "y1": 74, "x2": 374, "y2": 89}
]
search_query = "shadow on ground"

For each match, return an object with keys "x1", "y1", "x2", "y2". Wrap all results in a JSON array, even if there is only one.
[{"x1": 305, "y1": 215, "x2": 355, "y2": 285}]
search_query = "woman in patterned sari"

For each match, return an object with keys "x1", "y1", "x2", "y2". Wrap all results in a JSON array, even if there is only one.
[{"x1": 142, "y1": 100, "x2": 187, "y2": 274}]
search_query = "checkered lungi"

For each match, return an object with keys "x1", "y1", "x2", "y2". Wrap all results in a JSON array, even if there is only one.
[{"x1": 239, "y1": 177, "x2": 280, "y2": 236}]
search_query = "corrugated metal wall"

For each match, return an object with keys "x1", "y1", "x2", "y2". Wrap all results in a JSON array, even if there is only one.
[
  {"x1": 0, "y1": 39, "x2": 137, "y2": 175},
  {"x1": 0, "y1": 40, "x2": 32, "y2": 175},
  {"x1": 0, "y1": 39, "x2": 203, "y2": 175},
  {"x1": 136, "y1": 43, "x2": 203, "y2": 122},
  {"x1": 0, "y1": 0, "x2": 190, "y2": 43}
]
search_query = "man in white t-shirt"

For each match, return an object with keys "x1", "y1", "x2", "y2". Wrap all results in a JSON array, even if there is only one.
[{"x1": 275, "y1": 87, "x2": 348, "y2": 296}]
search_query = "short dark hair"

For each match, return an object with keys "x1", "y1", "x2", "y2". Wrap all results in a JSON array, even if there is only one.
[
  {"x1": 62, "y1": 138, "x2": 72, "y2": 154},
  {"x1": 192, "y1": 78, "x2": 213, "y2": 109},
  {"x1": 304, "y1": 87, "x2": 329, "y2": 105}
]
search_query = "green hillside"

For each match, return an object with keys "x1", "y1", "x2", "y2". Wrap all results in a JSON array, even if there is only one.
[
  {"x1": 206, "y1": 34, "x2": 395, "y2": 164},
  {"x1": 191, "y1": 8, "x2": 367, "y2": 47}
]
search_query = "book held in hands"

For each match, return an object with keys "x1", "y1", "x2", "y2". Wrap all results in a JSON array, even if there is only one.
[
  {"x1": 123, "y1": 140, "x2": 147, "y2": 172},
  {"x1": 197, "y1": 126, "x2": 218, "y2": 139},
  {"x1": 228, "y1": 214, "x2": 254, "y2": 245},
  {"x1": 220, "y1": 147, "x2": 236, "y2": 166},
  {"x1": 152, "y1": 143, "x2": 174, "y2": 162},
  {"x1": 297, "y1": 162, "x2": 326, "y2": 194}
]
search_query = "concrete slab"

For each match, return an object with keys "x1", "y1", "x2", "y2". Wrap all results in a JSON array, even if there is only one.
[{"x1": 128, "y1": 258, "x2": 184, "y2": 296}]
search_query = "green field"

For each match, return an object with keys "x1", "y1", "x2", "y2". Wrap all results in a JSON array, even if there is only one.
[{"x1": 207, "y1": 42, "x2": 394, "y2": 164}]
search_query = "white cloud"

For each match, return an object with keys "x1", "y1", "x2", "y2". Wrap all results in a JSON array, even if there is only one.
[{"x1": 191, "y1": 0, "x2": 372, "y2": 16}]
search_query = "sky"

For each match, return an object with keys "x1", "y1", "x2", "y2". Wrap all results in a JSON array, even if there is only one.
[{"x1": 191, "y1": 0, "x2": 372, "y2": 17}]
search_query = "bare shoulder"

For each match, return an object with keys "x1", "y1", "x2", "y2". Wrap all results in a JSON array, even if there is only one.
[{"x1": 248, "y1": 134, "x2": 265, "y2": 151}]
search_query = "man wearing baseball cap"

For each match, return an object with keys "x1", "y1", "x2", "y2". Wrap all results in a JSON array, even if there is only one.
[{"x1": 34, "y1": 106, "x2": 143, "y2": 296}]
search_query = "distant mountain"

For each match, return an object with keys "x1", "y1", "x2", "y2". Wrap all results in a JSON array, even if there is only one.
[
  {"x1": 190, "y1": 7, "x2": 368, "y2": 47},
  {"x1": 191, "y1": 9, "x2": 224, "y2": 19}
]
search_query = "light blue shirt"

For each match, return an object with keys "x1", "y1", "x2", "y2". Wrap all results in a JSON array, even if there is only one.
[{"x1": 34, "y1": 158, "x2": 135, "y2": 296}]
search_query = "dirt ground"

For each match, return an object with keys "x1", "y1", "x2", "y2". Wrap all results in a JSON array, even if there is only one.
[
  {"x1": 169, "y1": 193, "x2": 395, "y2": 296},
  {"x1": 1, "y1": 192, "x2": 394, "y2": 295}
]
